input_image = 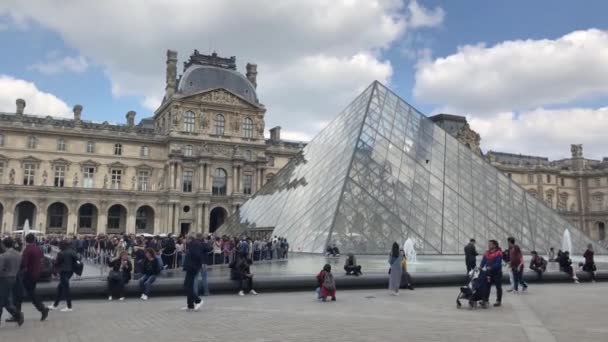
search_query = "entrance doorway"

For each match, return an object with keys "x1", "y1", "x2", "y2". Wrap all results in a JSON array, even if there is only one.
[
  {"x1": 180, "y1": 222, "x2": 191, "y2": 237},
  {"x1": 209, "y1": 207, "x2": 227, "y2": 233},
  {"x1": 598, "y1": 222, "x2": 606, "y2": 241},
  {"x1": 14, "y1": 201, "x2": 36, "y2": 230}
]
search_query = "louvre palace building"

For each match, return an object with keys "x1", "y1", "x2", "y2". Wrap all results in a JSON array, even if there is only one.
[
  {"x1": 0, "y1": 50, "x2": 301, "y2": 236},
  {"x1": 0, "y1": 50, "x2": 605, "y2": 244}
]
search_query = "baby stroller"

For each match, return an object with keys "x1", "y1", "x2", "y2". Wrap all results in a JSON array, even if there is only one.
[{"x1": 456, "y1": 267, "x2": 490, "y2": 309}]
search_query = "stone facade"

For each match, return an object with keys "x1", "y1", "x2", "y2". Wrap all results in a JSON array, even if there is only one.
[{"x1": 0, "y1": 50, "x2": 301, "y2": 236}]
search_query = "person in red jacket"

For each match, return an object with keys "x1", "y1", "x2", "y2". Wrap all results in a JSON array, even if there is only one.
[
  {"x1": 316, "y1": 264, "x2": 336, "y2": 301},
  {"x1": 16, "y1": 233, "x2": 49, "y2": 321}
]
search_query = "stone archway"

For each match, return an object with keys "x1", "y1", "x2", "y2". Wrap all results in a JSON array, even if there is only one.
[
  {"x1": 209, "y1": 206, "x2": 228, "y2": 233},
  {"x1": 136, "y1": 205, "x2": 155, "y2": 233},
  {"x1": 47, "y1": 202, "x2": 68, "y2": 234},
  {"x1": 107, "y1": 204, "x2": 127, "y2": 234},
  {"x1": 14, "y1": 201, "x2": 36, "y2": 230},
  {"x1": 598, "y1": 221, "x2": 606, "y2": 241},
  {"x1": 78, "y1": 203, "x2": 98, "y2": 234}
]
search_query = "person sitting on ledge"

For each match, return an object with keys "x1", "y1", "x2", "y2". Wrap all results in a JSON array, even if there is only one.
[
  {"x1": 400, "y1": 249, "x2": 414, "y2": 290},
  {"x1": 529, "y1": 251, "x2": 547, "y2": 280},
  {"x1": 548, "y1": 247, "x2": 555, "y2": 262},
  {"x1": 579, "y1": 244, "x2": 597, "y2": 283},
  {"x1": 558, "y1": 251, "x2": 579, "y2": 284},
  {"x1": 325, "y1": 243, "x2": 340, "y2": 257},
  {"x1": 344, "y1": 253, "x2": 362, "y2": 276}
]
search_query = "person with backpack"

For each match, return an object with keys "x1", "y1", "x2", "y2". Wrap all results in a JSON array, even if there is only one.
[
  {"x1": 316, "y1": 264, "x2": 336, "y2": 301},
  {"x1": 139, "y1": 248, "x2": 161, "y2": 300},
  {"x1": 49, "y1": 240, "x2": 79, "y2": 312}
]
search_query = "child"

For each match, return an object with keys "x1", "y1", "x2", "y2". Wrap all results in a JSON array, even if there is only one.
[{"x1": 316, "y1": 264, "x2": 336, "y2": 301}]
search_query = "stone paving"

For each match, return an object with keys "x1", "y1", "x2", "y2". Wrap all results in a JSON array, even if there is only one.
[{"x1": 1, "y1": 282, "x2": 607, "y2": 342}]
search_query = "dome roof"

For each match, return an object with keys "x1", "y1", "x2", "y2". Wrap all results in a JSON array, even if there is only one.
[{"x1": 177, "y1": 65, "x2": 258, "y2": 104}]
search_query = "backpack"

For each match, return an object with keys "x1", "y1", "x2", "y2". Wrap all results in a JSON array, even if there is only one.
[
  {"x1": 323, "y1": 271, "x2": 335, "y2": 291},
  {"x1": 72, "y1": 255, "x2": 84, "y2": 276}
]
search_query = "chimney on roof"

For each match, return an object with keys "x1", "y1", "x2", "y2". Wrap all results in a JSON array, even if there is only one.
[
  {"x1": 270, "y1": 126, "x2": 281, "y2": 142},
  {"x1": 16, "y1": 99, "x2": 25, "y2": 116},
  {"x1": 126, "y1": 110, "x2": 136, "y2": 127},
  {"x1": 165, "y1": 49, "x2": 178, "y2": 99},
  {"x1": 73, "y1": 104, "x2": 83, "y2": 121},
  {"x1": 246, "y1": 63, "x2": 257, "y2": 88}
]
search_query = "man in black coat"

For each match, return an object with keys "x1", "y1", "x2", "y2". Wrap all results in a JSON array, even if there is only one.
[
  {"x1": 464, "y1": 239, "x2": 478, "y2": 273},
  {"x1": 182, "y1": 234, "x2": 206, "y2": 311}
]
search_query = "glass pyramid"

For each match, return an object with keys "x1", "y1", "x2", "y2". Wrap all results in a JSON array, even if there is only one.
[{"x1": 220, "y1": 82, "x2": 605, "y2": 255}]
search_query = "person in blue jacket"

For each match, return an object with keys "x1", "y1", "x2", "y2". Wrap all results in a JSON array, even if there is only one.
[{"x1": 479, "y1": 239, "x2": 503, "y2": 307}]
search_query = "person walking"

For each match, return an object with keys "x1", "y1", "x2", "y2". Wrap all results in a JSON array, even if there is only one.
[
  {"x1": 13, "y1": 233, "x2": 49, "y2": 321},
  {"x1": 580, "y1": 244, "x2": 597, "y2": 282},
  {"x1": 182, "y1": 234, "x2": 204, "y2": 311},
  {"x1": 0, "y1": 237, "x2": 25, "y2": 327},
  {"x1": 507, "y1": 237, "x2": 527, "y2": 292},
  {"x1": 49, "y1": 240, "x2": 78, "y2": 312},
  {"x1": 107, "y1": 251, "x2": 132, "y2": 301},
  {"x1": 388, "y1": 242, "x2": 403, "y2": 296},
  {"x1": 139, "y1": 248, "x2": 160, "y2": 300},
  {"x1": 464, "y1": 239, "x2": 478, "y2": 274},
  {"x1": 480, "y1": 239, "x2": 503, "y2": 307}
]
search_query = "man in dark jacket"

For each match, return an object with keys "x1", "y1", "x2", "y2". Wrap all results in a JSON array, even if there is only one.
[
  {"x1": 0, "y1": 237, "x2": 25, "y2": 326},
  {"x1": 12, "y1": 233, "x2": 49, "y2": 321},
  {"x1": 464, "y1": 239, "x2": 478, "y2": 273},
  {"x1": 182, "y1": 234, "x2": 204, "y2": 311}
]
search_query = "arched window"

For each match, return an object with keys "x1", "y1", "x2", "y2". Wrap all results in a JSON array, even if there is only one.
[
  {"x1": 183, "y1": 111, "x2": 195, "y2": 132},
  {"x1": 184, "y1": 145, "x2": 193, "y2": 157},
  {"x1": 215, "y1": 114, "x2": 225, "y2": 136},
  {"x1": 212, "y1": 168, "x2": 227, "y2": 196},
  {"x1": 243, "y1": 117, "x2": 254, "y2": 138}
]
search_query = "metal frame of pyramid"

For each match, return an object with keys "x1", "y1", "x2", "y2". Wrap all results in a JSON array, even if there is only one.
[{"x1": 219, "y1": 81, "x2": 605, "y2": 255}]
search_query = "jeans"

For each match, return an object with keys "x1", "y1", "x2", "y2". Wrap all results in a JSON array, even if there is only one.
[
  {"x1": 53, "y1": 271, "x2": 73, "y2": 308},
  {"x1": 195, "y1": 268, "x2": 209, "y2": 297},
  {"x1": 240, "y1": 275, "x2": 253, "y2": 293},
  {"x1": 0, "y1": 278, "x2": 20, "y2": 320},
  {"x1": 512, "y1": 267, "x2": 527, "y2": 291},
  {"x1": 17, "y1": 274, "x2": 46, "y2": 313},
  {"x1": 139, "y1": 274, "x2": 156, "y2": 296},
  {"x1": 184, "y1": 270, "x2": 201, "y2": 309},
  {"x1": 466, "y1": 262, "x2": 475, "y2": 274},
  {"x1": 108, "y1": 277, "x2": 127, "y2": 298}
]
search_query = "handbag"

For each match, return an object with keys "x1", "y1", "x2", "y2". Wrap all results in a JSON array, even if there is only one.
[{"x1": 108, "y1": 270, "x2": 122, "y2": 281}]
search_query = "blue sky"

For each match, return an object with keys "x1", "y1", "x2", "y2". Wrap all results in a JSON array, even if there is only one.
[{"x1": 1, "y1": 1, "x2": 608, "y2": 158}]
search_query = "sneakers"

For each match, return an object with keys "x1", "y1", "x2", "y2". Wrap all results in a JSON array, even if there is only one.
[
  {"x1": 574, "y1": 279, "x2": 580, "y2": 284},
  {"x1": 180, "y1": 306, "x2": 192, "y2": 311},
  {"x1": 238, "y1": 290, "x2": 245, "y2": 296},
  {"x1": 60, "y1": 307, "x2": 73, "y2": 312},
  {"x1": 41, "y1": 308, "x2": 49, "y2": 322},
  {"x1": 506, "y1": 288, "x2": 514, "y2": 293},
  {"x1": 119, "y1": 297, "x2": 125, "y2": 301},
  {"x1": 47, "y1": 305, "x2": 58, "y2": 311},
  {"x1": 493, "y1": 302, "x2": 502, "y2": 307},
  {"x1": 250, "y1": 290, "x2": 258, "y2": 295},
  {"x1": 108, "y1": 296, "x2": 113, "y2": 301},
  {"x1": 194, "y1": 301, "x2": 203, "y2": 311},
  {"x1": 140, "y1": 294, "x2": 149, "y2": 301}
]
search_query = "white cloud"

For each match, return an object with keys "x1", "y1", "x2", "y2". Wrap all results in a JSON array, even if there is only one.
[
  {"x1": 414, "y1": 29, "x2": 608, "y2": 114},
  {"x1": 0, "y1": 75, "x2": 70, "y2": 117},
  {"x1": 469, "y1": 107, "x2": 608, "y2": 160},
  {"x1": 407, "y1": 0, "x2": 445, "y2": 29},
  {"x1": 0, "y1": 0, "x2": 443, "y2": 137},
  {"x1": 29, "y1": 55, "x2": 88, "y2": 75}
]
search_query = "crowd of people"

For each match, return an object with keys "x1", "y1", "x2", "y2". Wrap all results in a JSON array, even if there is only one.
[{"x1": 462, "y1": 237, "x2": 598, "y2": 308}]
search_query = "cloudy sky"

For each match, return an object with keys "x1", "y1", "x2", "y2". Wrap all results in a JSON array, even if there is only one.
[{"x1": 1, "y1": 0, "x2": 607, "y2": 160}]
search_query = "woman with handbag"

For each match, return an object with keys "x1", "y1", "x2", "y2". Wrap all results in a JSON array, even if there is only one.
[{"x1": 108, "y1": 251, "x2": 133, "y2": 301}]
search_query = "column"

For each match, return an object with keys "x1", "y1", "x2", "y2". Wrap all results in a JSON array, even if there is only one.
[
  {"x1": 176, "y1": 163, "x2": 183, "y2": 192},
  {"x1": 196, "y1": 203, "x2": 203, "y2": 233},
  {"x1": 232, "y1": 165, "x2": 238, "y2": 194},
  {"x1": 153, "y1": 213, "x2": 160, "y2": 235},
  {"x1": 198, "y1": 163, "x2": 205, "y2": 192},
  {"x1": 169, "y1": 162, "x2": 175, "y2": 190},
  {"x1": 126, "y1": 203, "x2": 136, "y2": 235},
  {"x1": 227, "y1": 170, "x2": 233, "y2": 195},
  {"x1": 238, "y1": 167, "x2": 244, "y2": 193},
  {"x1": 97, "y1": 203, "x2": 107, "y2": 235},
  {"x1": 66, "y1": 208, "x2": 77, "y2": 235},
  {"x1": 205, "y1": 164, "x2": 212, "y2": 192},
  {"x1": 260, "y1": 168, "x2": 265, "y2": 188},
  {"x1": 38, "y1": 210, "x2": 48, "y2": 235},
  {"x1": 173, "y1": 202, "x2": 180, "y2": 235},
  {"x1": 202, "y1": 203, "x2": 209, "y2": 234}
]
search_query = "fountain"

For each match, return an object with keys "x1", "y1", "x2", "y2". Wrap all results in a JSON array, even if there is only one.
[
  {"x1": 562, "y1": 229, "x2": 572, "y2": 253},
  {"x1": 403, "y1": 238, "x2": 418, "y2": 263},
  {"x1": 23, "y1": 219, "x2": 30, "y2": 235}
]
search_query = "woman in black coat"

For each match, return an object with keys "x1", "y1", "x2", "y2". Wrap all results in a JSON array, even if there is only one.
[{"x1": 107, "y1": 251, "x2": 133, "y2": 301}]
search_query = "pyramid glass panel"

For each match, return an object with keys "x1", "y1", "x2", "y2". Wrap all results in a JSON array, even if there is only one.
[{"x1": 219, "y1": 82, "x2": 605, "y2": 255}]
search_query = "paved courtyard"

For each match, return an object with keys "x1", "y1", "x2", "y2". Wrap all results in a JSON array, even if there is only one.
[{"x1": 2, "y1": 282, "x2": 607, "y2": 342}]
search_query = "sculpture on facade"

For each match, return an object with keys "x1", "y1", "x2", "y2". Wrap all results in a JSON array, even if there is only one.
[
  {"x1": 132, "y1": 175, "x2": 137, "y2": 190},
  {"x1": 73, "y1": 173, "x2": 79, "y2": 187},
  {"x1": 201, "y1": 113, "x2": 209, "y2": 129},
  {"x1": 103, "y1": 174, "x2": 108, "y2": 189},
  {"x1": 571, "y1": 144, "x2": 583, "y2": 158},
  {"x1": 9, "y1": 169, "x2": 15, "y2": 184},
  {"x1": 42, "y1": 170, "x2": 48, "y2": 186}
]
